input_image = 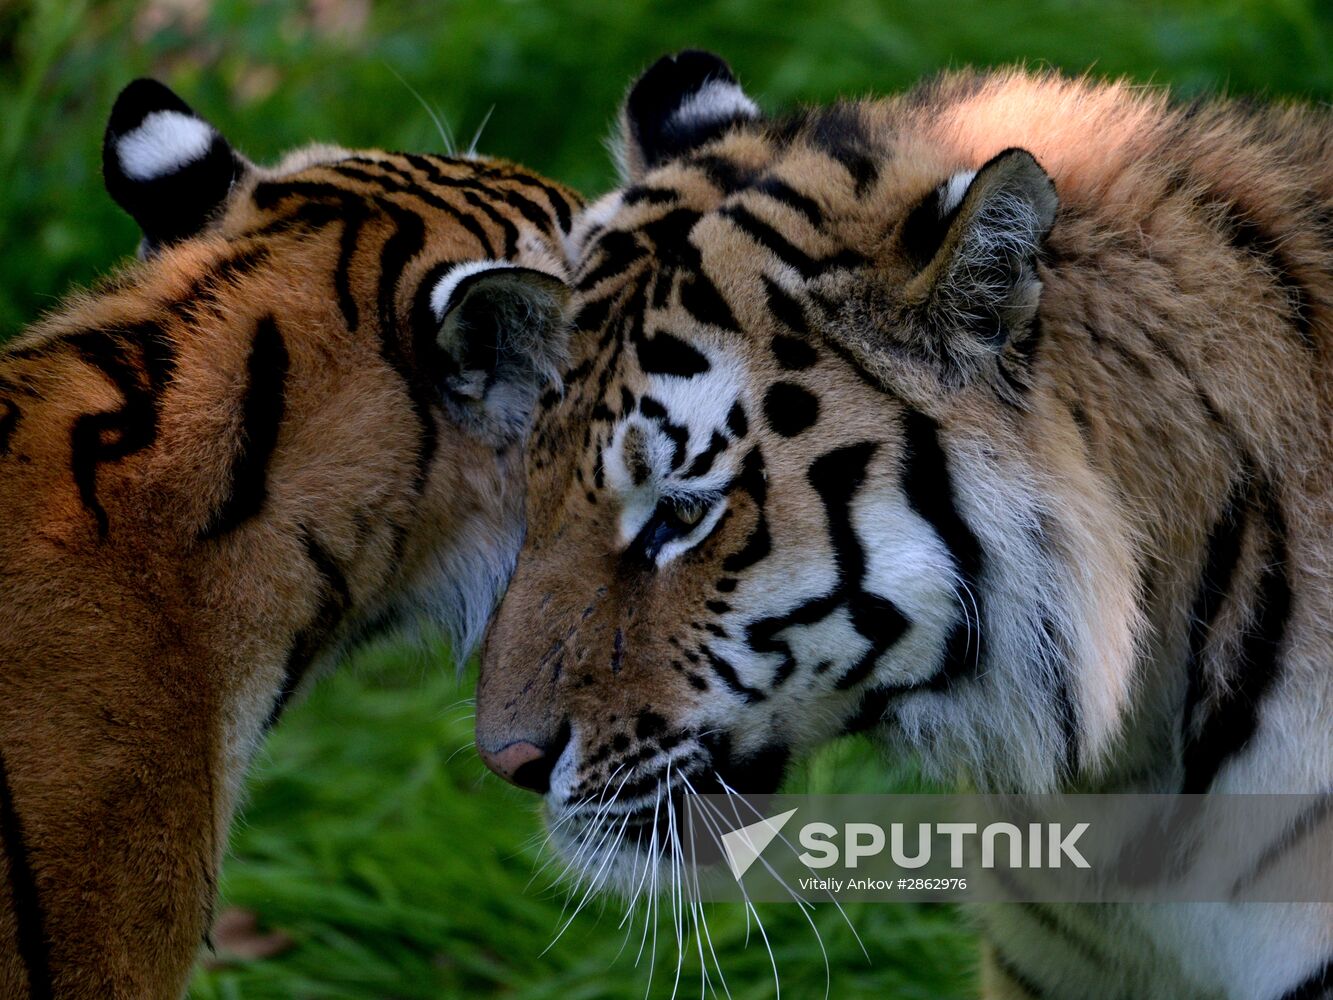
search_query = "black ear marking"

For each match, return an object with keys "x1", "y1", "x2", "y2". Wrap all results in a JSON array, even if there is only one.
[
  {"x1": 899, "y1": 184, "x2": 955, "y2": 269},
  {"x1": 903, "y1": 147, "x2": 1058, "y2": 351},
  {"x1": 620, "y1": 49, "x2": 759, "y2": 180},
  {"x1": 103, "y1": 78, "x2": 245, "y2": 252}
]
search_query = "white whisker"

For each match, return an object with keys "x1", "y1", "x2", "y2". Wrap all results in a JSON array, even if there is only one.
[{"x1": 467, "y1": 104, "x2": 496, "y2": 157}]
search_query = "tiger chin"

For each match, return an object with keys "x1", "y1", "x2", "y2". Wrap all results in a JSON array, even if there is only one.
[
  {"x1": 477, "y1": 52, "x2": 1333, "y2": 999},
  {"x1": 0, "y1": 79, "x2": 579, "y2": 998}
]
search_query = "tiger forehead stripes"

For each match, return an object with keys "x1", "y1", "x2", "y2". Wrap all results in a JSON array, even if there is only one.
[
  {"x1": 0, "y1": 79, "x2": 575, "y2": 999},
  {"x1": 478, "y1": 52, "x2": 1332, "y2": 999}
]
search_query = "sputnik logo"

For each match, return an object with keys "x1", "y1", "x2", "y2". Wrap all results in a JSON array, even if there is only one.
[{"x1": 719, "y1": 808, "x2": 799, "y2": 879}]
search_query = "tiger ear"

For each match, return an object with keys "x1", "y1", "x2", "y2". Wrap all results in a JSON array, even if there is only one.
[
  {"x1": 427, "y1": 263, "x2": 571, "y2": 444},
  {"x1": 618, "y1": 50, "x2": 759, "y2": 181},
  {"x1": 103, "y1": 79, "x2": 248, "y2": 256},
  {"x1": 900, "y1": 148, "x2": 1058, "y2": 355}
]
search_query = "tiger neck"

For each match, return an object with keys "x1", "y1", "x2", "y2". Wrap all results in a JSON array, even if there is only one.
[{"x1": 1033, "y1": 243, "x2": 1324, "y2": 794}]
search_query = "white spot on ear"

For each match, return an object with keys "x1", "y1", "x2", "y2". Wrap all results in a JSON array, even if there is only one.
[
  {"x1": 669, "y1": 81, "x2": 758, "y2": 133},
  {"x1": 940, "y1": 169, "x2": 978, "y2": 214},
  {"x1": 117, "y1": 110, "x2": 215, "y2": 182},
  {"x1": 430, "y1": 260, "x2": 511, "y2": 319}
]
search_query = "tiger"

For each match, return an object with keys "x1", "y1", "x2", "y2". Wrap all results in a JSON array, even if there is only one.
[
  {"x1": 475, "y1": 50, "x2": 1333, "y2": 999},
  {"x1": 0, "y1": 78, "x2": 576, "y2": 999}
]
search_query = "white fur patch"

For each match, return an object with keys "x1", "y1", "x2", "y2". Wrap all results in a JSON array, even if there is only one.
[
  {"x1": 565, "y1": 192, "x2": 624, "y2": 264},
  {"x1": 430, "y1": 260, "x2": 510, "y2": 319},
  {"x1": 117, "y1": 110, "x2": 215, "y2": 181},
  {"x1": 669, "y1": 81, "x2": 759, "y2": 132},
  {"x1": 940, "y1": 169, "x2": 977, "y2": 214}
]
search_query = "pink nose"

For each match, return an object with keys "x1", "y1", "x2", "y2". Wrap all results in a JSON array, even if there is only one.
[{"x1": 478, "y1": 740, "x2": 554, "y2": 793}]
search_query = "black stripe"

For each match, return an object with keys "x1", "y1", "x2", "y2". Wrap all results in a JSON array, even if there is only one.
[
  {"x1": 720, "y1": 205, "x2": 866, "y2": 279},
  {"x1": 67, "y1": 324, "x2": 175, "y2": 538},
  {"x1": 1041, "y1": 608, "x2": 1081, "y2": 778},
  {"x1": 720, "y1": 512, "x2": 771, "y2": 572},
  {"x1": 252, "y1": 179, "x2": 356, "y2": 210},
  {"x1": 726, "y1": 402, "x2": 748, "y2": 438},
  {"x1": 577, "y1": 230, "x2": 646, "y2": 292},
  {"x1": 1280, "y1": 959, "x2": 1333, "y2": 1000},
  {"x1": 1211, "y1": 196, "x2": 1316, "y2": 350},
  {"x1": 721, "y1": 448, "x2": 771, "y2": 572},
  {"x1": 636, "y1": 329, "x2": 710, "y2": 377},
  {"x1": 679, "y1": 272, "x2": 738, "y2": 331},
  {"x1": 334, "y1": 205, "x2": 368, "y2": 331},
  {"x1": 374, "y1": 199, "x2": 437, "y2": 488},
  {"x1": 991, "y1": 950, "x2": 1047, "y2": 1000},
  {"x1": 763, "y1": 382, "x2": 819, "y2": 437},
  {"x1": 807, "y1": 443, "x2": 909, "y2": 689},
  {"x1": 1179, "y1": 480, "x2": 1247, "y2": 789},
  {"x1": 398, "y1": 154, "x2": 520, "y2": 214},
  {"x1": 265, "y1": 527, "x2": 352, "y2": 727},
  {"x1": 0, "y1": 398, "x2": 19, "y2": 455},
  {"x1": 323, "y1": 163, "x2": 406, "y2": 196},
  {"x1": 414, "y1": 188, "x2": 495, "y2": 257},
  {"x1": 1231, "y1": 794, "x2": 1333, "y2": 899},
  {"x1": 699, "y1": 643, "x2": 766, "y2": 703},
  {"x1": 461, "y1": 190, "x2": 519, "y2": 257},
  {"x1": 243, "y1": 198, "x2": 346, "y2": 239},
  {"x1": 806, "y1": 105, "x2": 879, "y2": 196},
  {"x1": 472, "y1": 161, "x2": 573, "y2": 232},
  {"x1": 622, "y1": 185, "x2": 679, "y2": 206},
  {"x1": 751, "y1": 178, "x2": 823, "y2": 226},
  {"x1": 688, "y1": 154, "x2": 754, "y2": 194},
  {"x1": 682, "y1": 431, "x2": 728, "y2": 479},
  {"x1": 572, "y1": 292, "x2": 614, "y2": 334},
  {"x1": 498, "y1": 187, "x2": 560, "y2": 236},
  {"x1": 1183, "y1": 490, "x2": 1291, "y2": 793},
  {"x1": 165, "y1": 246, "x2": 272, "y2": 321},
  {"x1": 200, "y1": 317, "x2": 289, "y2": 539},
  {"x1": 508, "y1": 174, "x2": 573, "y2": 233},
  {"x1": 344, "y1": 156, "x2": 418, "y2": 186},
  {"x1": 638, "y1": 208, "x2": 703, "y2": 269},
  {"x1": 0, "y1": 747, "x2": 53, "y2": 1000},
  {"x1": 743, "y1": 442, "x2": 909, "y2": 693},
  {"x1": 900, "y1": 410, "x2": 985, "y2": 682},
  {"x1": 990, "y1": 864, "x2": 1115, "y2": 970},
  {"x1": 762, "y1": 275, "x2": 812, "y2": 337}
]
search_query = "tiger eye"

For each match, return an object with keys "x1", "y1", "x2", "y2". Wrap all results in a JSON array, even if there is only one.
[{"x1": 676, "y1": 503, "x2": 704, "y2": 526}]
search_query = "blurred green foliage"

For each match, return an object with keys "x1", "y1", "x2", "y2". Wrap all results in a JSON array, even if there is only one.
[
  {"x1": 2, "y1": 0, "x2": 1332, "y2": 338},
  {"x1": 196, "y1": 641, "x2": 973, "y2": 1000},
  {"x1": 3, "y1": 1, "x2": 1331, "y2": 996}
]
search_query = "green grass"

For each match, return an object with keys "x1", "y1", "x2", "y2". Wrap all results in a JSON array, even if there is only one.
[
  {"x1": 4, "y1": 1, "x2": 1332, "y2": 996},
  {"x1": 192, "y1": 640, "x2": 976, "y2": 1000}
]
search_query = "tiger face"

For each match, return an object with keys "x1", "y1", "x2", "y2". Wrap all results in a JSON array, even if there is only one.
[{"x1": 477, "y1": 53, "x2": 1144, "y2": 887}]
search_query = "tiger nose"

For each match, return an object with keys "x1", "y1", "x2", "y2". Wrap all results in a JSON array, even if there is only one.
[{"x1": 478, "y1": 740, "x2": 558, "y2": 793}]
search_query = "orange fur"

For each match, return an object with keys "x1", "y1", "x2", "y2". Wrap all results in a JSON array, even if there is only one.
[
  {"x1": 0, "y1": 148, "x2": 577, "y2": 998},
  {"x1": 479, "y1": 68, "x2": 1331, "y2": 998}
]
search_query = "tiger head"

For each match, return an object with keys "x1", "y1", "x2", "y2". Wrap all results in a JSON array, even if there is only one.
[
  {"x1": 90, "y1": 78, "x2": 579, "y2": 666},
  {"x1": 477, "y1": 53, "x2": 1144, "y2": 887},
  {"x1": 0, "y1": 79, "x2": 579, "y2": 994}
]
